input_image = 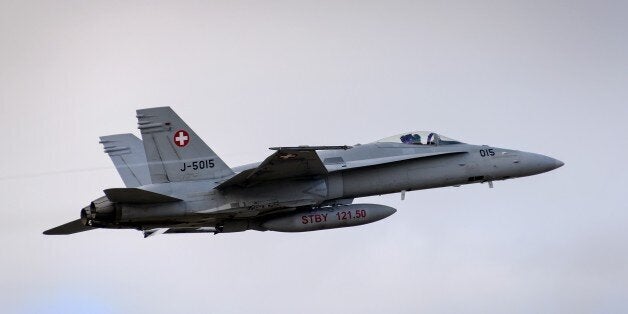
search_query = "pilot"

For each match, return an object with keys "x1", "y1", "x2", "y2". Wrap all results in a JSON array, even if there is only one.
[
  {"x1": 400, "y1": 133, "x2": 422, "y2": 145},
  {"x1": 400, "y1": 134, "x2": 412, "y2": 144},
  {"x1": 410, "y1": 134, "x2": 422, "y2": 145},
  {"x1": 427, "y1": 133, "x2": 434, "y2": 145}
]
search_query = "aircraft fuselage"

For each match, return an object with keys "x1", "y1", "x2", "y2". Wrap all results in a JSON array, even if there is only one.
[
  {"x1": 45, "y1": 107, "x2": 563, "y2": 237},
  {"x1": 90, "y1": 143, "x2": 562, "y2": 232}
]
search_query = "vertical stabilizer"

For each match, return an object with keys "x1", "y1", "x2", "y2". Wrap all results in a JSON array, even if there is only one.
[
  {"x1": 136, "y1": 107, "x2": 234, "y2": 183},
  {"x1": 100, "y1": 134, "x2": 151, "y2": 187}
]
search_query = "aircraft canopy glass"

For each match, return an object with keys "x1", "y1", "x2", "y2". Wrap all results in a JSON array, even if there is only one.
[{"x1": 376, "y1": 131, "x2": 462, "y2": 146}]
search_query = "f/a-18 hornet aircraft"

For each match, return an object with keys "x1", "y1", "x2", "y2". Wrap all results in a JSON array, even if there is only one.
[{"x1": 44, "y1": 107, "x2": 563, "y2": 237}]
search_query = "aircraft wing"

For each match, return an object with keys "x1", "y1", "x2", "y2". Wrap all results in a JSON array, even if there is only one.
[
  {"x1": 217, "y1": 147, "x2": 345, "y2": 189},
  {"x1": 43, "y1": 219, "x2": 94, "y2": 235},
  {"x1": 217, "y1": 147, "x2": 466, "y2": 189}
]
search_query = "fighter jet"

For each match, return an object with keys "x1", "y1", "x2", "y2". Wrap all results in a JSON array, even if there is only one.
[{"x1": 44, "y1": 107, "x2": 563, "y2": 237}]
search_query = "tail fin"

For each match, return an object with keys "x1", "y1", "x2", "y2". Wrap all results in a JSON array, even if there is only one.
[
  {"x1": 136, "y1": 107, "x2": 234, "y2": 183},
  {"x1": 100, "y1": 134, "x2": 151, "y2": 187}
]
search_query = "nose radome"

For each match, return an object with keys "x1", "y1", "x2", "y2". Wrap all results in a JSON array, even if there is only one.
[
  {"x1": 539, "y1": 154, "x2": 564, "y2": 172},
  {"x1": 512, "y1": 151, "x2": 564, "y2": 177}
]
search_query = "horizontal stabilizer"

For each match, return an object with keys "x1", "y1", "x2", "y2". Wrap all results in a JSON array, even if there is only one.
[
  {"x1": 43, "y1": 219, "x2": 94, "y2": 235},
  {"x1": 144, "y1": 227, "x2": 218, "y2": 237},
  {"x1": 104, "y1": 188, "x2": 182, "y2": 204}
]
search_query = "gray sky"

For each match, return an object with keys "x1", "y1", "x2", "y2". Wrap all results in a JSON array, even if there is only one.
[{"x1": 1, "y1": 0, "x2": 627, "y2": 313}]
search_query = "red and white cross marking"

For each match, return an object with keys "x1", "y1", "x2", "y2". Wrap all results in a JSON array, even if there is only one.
[{"x1": 174, "y1": 130, "x2": 190, "y2": 147}]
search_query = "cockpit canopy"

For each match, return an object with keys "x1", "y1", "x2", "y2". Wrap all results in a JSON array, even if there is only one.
[{"x1": 376, "y1": 131, "x2": 462, "y2": 146}]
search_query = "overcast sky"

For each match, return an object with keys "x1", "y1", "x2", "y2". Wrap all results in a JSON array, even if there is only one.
[{"x1": 1, "y1": 0, "x2": 627, "y2": 313}]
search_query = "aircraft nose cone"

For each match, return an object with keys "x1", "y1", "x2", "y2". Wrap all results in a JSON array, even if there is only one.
[
  {"x1": 544, "y1": 156, "x2": 564, "y2": 171},
  {"x1": 534, "y1": 154, "x2": 564, "y2": 173}
]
